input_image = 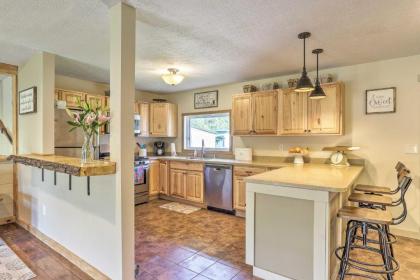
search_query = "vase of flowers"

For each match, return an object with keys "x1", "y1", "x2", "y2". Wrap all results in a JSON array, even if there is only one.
[{"x1": 66, "y1": 101, "x2": 111, "y2": 163}]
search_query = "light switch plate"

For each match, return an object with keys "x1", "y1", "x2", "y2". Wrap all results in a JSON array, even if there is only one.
[{"x1": 404, "y1": 144, "x2": 418, "y2": 154}]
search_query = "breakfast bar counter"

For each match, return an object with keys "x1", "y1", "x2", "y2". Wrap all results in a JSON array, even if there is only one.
[{"x1": 244, "y1": 164, "x2": 363, "y2": 280}]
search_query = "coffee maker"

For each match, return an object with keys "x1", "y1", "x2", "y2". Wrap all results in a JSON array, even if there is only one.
[{"x1": 153, "y1": 141, "x2": 165, "y2": 156}]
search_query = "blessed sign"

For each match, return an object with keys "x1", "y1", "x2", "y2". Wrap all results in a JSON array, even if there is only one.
[
  {"x1": 19, "y1": 87, "x2": 37, "y2": 115},
  {"x1": 365, "y1": 87, "x2": 396, "y2": 114}
]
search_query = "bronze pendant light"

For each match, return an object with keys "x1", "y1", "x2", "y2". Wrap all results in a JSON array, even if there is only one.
[
  {"x1": 309, "y1": 48, "x2": 326, "y2": 99},
  {"x1": 295, "y1": 32, "x2": 314, "y2": 92}
]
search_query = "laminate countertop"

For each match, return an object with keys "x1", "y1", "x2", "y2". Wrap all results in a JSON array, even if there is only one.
[
  {"x1": 8, "y1": 154, "x2": 116, "y2": 176},
  {"x1": 244, "y1": 164, "x2": 364, "y2": 192}
]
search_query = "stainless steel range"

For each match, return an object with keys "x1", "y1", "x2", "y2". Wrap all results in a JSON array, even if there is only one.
[{"x1": 134, "y1": 157, "x2": 150, "y2": 205}]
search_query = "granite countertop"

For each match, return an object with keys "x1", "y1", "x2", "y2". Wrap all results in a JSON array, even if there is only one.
[
  {"x1": 244, "y1": 164, "x2": 364, "y2": 192},
  {"x1": 8, "y1": 154, "x2": 116, "y2": 177}
]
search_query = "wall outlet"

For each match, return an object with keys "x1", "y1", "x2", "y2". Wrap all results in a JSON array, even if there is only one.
[
  {"x1": 404, "y1": 144, "x2": 419, "y2": 154},
  {"x1": 42, "y1": 204, "x2": 46, "y2": 216}
]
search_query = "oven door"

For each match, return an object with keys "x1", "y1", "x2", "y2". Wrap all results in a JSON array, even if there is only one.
[{"x1": 134, "y1": 165, "x2": 149, "y2": 205}]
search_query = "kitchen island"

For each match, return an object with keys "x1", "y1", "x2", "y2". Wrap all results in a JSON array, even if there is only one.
[{"x1": 244, "y1": 164, "x2": 363, "y2": 280}]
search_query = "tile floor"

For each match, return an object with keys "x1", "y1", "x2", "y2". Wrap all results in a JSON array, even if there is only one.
[{"x1": 136, "y1": 199, "x2": 420, "y2": 280}]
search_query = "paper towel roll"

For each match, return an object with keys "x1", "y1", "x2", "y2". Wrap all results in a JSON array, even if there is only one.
[{"x1": 170, "y1": 143, "x2": 177, "y2": 156}]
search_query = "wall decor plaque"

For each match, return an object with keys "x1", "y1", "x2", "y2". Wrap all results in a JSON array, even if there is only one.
[
  {"x1": 365, "y1": 87, "x2": 396, "y2": 114},
  {"x1": 19, "y1": 87, "x2": 37, "y2": 115},
  {"x1": 194, "y1": 90, "x2": 218, "y2": 109}
]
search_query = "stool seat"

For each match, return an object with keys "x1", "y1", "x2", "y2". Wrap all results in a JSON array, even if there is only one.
[
  {"x1": 348, "y1": 192, "x2": 393, "y2": 206},
  {"x1": 338, "y1": 206, "x2": 393, "y2": 225},
  {"x1": 354, "y1": 184, "x2": 391, "y2": 194}
]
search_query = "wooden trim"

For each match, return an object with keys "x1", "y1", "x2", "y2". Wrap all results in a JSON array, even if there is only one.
[
  {"x1": 0, "y1": 63, "x2": 18, "y2": 75},
  {"x1": 16, "y1": 219, "x2": 110, "y2": 280},
  {"x1": 181, "y1": 110, "x2": 233, "y2": 155}
]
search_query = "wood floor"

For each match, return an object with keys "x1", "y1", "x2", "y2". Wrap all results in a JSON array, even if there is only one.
[
  {"x1": 0, "y1": 223, "x2": 93, "y2": 280},
  {"x1": 0, "y1": 199, "x2": 419, "y2": 279}
]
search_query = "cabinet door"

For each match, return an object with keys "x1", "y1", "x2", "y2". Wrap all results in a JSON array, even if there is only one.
[
  {"x1": 233, "y1": 177, "x2": 246, "y2": 211},
  {"x1": 278, "y1": 89, "x2": 308, "y2": 135},
  {"x1": 170, "y1": 169, "x2": 186, "y2": 198},
  {"x1": 86, "y1": 94, "x2": 103, "y2": 110},
  {"x1": 138, "y1": 103, "x2": 149, "y2": 136},
  {"x1": 232, "y1": 94, "x2": 253, "y2": 135},
  {"x1": 307, "y1": 83, "x2": 343, "y2": 134},
  {"x1": 150, "y1": 103, "x2": 168, "y2": 136},
  {"x1": 185, "y1": 171, "x2": 204, "y2": 203},
  {"x1": 159, "y1": 161, "x2": 169, "y2": 195},
  {"x1": 253, "y1": 91, "x2": 278, "y2": 134},
  {"x1": 149, "y1": 160, "x2": 160, "y2": 195},
  {"x1": 62, "y1": 90, "x2": 86, "y2": 109}
]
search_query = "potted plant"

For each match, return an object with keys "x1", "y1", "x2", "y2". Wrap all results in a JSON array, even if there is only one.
[{"x1": 66, "y1": 101, "x2": 111, "y2": 163}]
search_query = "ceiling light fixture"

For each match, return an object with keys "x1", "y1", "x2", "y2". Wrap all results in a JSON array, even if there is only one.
[
  {"x1": 295, "y1": 32, "x2": 314, "y2": 93},
  {"x1": 161, "y1": 68, "x2": 184, "y2": 86},
  {"x1": 309, "y1": 48, "x2": 327, "y2": 99}
]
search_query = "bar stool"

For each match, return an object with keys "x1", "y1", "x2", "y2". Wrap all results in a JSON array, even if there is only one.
[{"x1": 335, "y1": 175, "x2": 412, "y2": 280}]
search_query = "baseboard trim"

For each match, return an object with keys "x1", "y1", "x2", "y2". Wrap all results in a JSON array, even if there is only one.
[
  {"x1": 392, "y1": 228, "x2": 420, "y2": 240},
  {"x1": 16, "y1": 219, "x2": 109, "y2": 280}
]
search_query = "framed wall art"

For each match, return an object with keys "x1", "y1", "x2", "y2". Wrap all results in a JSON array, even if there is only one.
[
  {"x1": 19, "y1": 86, "x2": 37, "y2": 115},
  {"x1": 365, "y1": 87, "x2": 396, "y2": 114},
  {"x1": 194, "y1": 90, "x2": 218, "y2": 109}
]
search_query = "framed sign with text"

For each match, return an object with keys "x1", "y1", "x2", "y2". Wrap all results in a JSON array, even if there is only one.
[
  {"x1": 19, "y1": 87, "x2": 37, "y2": 115},
  {"x1": 365, "y1": 87, "x2": 396, "y2": 114},
  {"x1": 194, "y1": 90, "x2": 218, "y2": 109}
]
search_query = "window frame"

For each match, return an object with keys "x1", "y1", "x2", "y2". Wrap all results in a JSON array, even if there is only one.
[{"x1": 182, "y1": 110, "x2": 232, "y2": 154}]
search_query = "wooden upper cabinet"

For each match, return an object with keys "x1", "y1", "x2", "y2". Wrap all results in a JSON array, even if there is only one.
[
  {"x1": 61, "y1": 90, "x2": 86, "y2": 109},
  {"x1": 232, "y1": 94, "x2": 253, "y2": 135},
  {"x1": 253, "y1": 91, "x2": 278, "y2": 134},
  {"x1": 232, "y1": 91, "x2": 278, "y2": 135},
  {"x1": 138, "y1": 103, "x2": 150, "y2": 137},
  {"x1": 150, "y1": 103, "x2": 177, "y2": 137},
  {"x1": 86, "y1": 94, "x2": 103, "y2": 110},
  {"x1": 278, "y1": 89, "x2": 308, "y2": 135},
  {"x1": 307, "y1": 83, "x2": 343, "y2": 134},
  {"x1": 185, "y1": 171, "x2": 204, "y2": 203}
]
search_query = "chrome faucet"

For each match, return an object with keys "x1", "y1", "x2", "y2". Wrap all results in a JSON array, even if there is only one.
[{"x1": 201, "y1": 139, "x2": 205, "y2": 159}]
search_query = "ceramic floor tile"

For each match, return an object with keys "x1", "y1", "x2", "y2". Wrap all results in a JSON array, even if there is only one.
[
  {"x1": 200, "y1": 262, "x2": 240, "y2": 280},
  {"x1": 179, "y1": 254, "x2": 216, "y2": 274}
]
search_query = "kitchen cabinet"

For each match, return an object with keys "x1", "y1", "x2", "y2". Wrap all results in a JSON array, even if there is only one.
[
  {"x1": 233, "y1": 166, "x2": 267, "y2": 211},
  {"x1": 149, "y1": 160, "x2": 160, "y2": 196},
  {"x1": 102, "y1": 96, "x2": 110, "y2": 111},
  {"x1": 138, "y1": 103, "x2": 150, "y2": 137},
  {"x1": 60, "y1": 89, "x2": 86, "y2": 109},
  {"x1": 149, "y1": 103, "x2": 177, "y2": 137},
  {"x1": 159, "y1": 160, "x2": 169, "y2": 195},
  {"x1": 232, "y1": 91, "x2": 278, "y2": 135},
  {"x1": 86, "y1": 94, "x2": 103, "y2": 110},
  {"x1": 278, "y1": 82, "x2": 343, "y2": 135},
  {"x1": 169, "y1": 161, "x2": 204, "y2": 202}
]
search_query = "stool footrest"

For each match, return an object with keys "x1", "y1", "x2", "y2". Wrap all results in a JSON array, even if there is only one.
[
  {"x1": 348, "y1": 193, "x2": 393, "y2": 206},
  {"x1": 355, "y1": 184, "x2": 391, "y2": 194}
]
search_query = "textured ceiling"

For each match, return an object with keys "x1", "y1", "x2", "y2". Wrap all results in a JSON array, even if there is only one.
[{"x1": 0, "y1": 0, "x2": 420, "y2": 93}]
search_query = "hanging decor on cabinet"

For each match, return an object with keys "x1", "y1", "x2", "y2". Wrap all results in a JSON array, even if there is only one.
[
  {"x1": 309, "y1": 48, "x2": 326, "y2": 99},
  {"x1": 194, "y1": 90, "x2": 218, "y2": 109},
  {"x1": 19, "y1": 87, "x2": 37, "y2": 114},
  {"x1": 365, "y1": 87, "x2": 396, "y2": 114},
  {"x1": 295, "y1": 32, "x2": 314, "y2": 93}
]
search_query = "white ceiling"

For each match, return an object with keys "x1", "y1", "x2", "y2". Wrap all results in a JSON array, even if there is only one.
[{"x1": 0, "y1": 0, "x2": 420, "y2": 93}]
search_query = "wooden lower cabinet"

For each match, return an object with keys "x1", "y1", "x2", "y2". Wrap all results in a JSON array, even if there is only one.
[
  {"x1": 149, "y1": 160, "x2": 160, "y2": 195},
  {"x1": 159, "y1": 161, "x2": 169, "y2": 195},
  {"x1": 170, "y1": 169, "x2": 186, "y2": 198},
  {"x1": 185, "y1": 171, "x2": 204, "y2": 203},
  {"x1": 233, "y1": 176, "x2": 246, "y2": 211}
]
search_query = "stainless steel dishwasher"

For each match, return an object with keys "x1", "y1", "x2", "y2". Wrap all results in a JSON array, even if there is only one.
[{"x1": 204, "y1": 164, "x2": 233, "y2": 213}]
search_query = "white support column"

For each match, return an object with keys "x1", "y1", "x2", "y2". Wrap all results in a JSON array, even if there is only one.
[{"x1": 110, "y1": 3, "x2": 136, "y2": 280}]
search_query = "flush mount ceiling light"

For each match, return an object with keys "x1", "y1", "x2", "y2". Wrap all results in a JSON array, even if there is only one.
[
  {"x1": 295, "y1": 32, "x2": 314, "y2": 93},
  {"x1": 161, "y1": 68, "x2": 184, "y2": 86},
  {"x1": 309, "y1": 48, "x2": 327, "y2": 99}
]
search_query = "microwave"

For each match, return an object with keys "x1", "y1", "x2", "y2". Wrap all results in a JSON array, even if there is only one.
[{"x1": 134, "y1": 114, "x2": 141, "y2": 135}]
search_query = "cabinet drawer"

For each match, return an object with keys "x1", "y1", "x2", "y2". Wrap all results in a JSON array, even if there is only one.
[
  {"x1": 170, "y1": 161, "x2": 203, "y2": 172},
  {"x1": 0, "y1": 164, "x2": 13, "y2": 185},
  {"x1": 234, "y1": 166, "x2": 267, "y2": 177}
]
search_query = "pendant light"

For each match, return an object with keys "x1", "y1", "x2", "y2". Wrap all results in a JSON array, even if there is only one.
[
  {"x1": 161, "y1": 68, "x2": 184, "y2": 86},
  {"x1": 309, "y1": 48, "x2": 326, "y2": 99},
  {"x1": 295, "y1": 32, "x2": 314, "y2": 92}
]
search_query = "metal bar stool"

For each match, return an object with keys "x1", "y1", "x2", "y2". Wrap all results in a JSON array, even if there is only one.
[{"x1": 335, "y1": 175, "x2": 412, "y2": 280}]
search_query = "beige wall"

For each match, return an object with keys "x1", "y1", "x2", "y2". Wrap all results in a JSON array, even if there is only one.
[
  {"x1": 18, "y1": 52, "x2": 55, "y2": 155},
  {"x1": 166, "y1": 55, "x2": 420, "y2": 238}
]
